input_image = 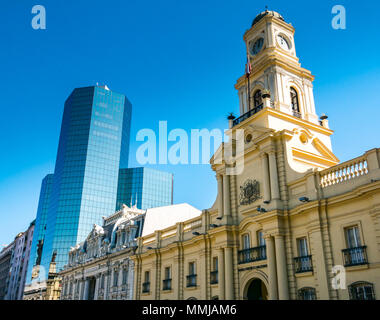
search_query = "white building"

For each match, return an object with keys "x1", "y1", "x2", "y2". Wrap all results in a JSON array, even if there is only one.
[{"x1": 59, "y1": 203, "x2": 200, "y2": 300}]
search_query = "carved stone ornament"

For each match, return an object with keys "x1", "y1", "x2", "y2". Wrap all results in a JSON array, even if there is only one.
[{"x1": 239, "y1": 179, "x2": 261, "y2": 205}]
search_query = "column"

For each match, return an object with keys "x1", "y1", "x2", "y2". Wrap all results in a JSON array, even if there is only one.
[
  {"x1": 72, "y1": 280, "x2": 76, "y2": 299},
  {"x1": 83, "y1": 278, "x2": 90, "y2": 300},
  {"x1": 94, "y1": 275, "x2": 99, "y2": 300},
  {"x1": 274, "y1": 235, "x2": 289, "y2": 300},
  {"x1": 224, "y1": 247, "x2": 234, "y2": 300},
  {"x1": 265, "y1": 236, "x2": 278, "y2": 300},
  {"x1": 260, "y1": 153, "x2": 271, "y2": 202},
  {"x1": 104, "y1": 271, "x2": 110, "y2": 300},
  {"x1": 268, "y1": 151, "x2": 280, "y2": 200},
  {"x1": 223, "y1": 174, "x2": 231, "y2": 218},
  {"x1": 200, "y1": 249, "x2": 208, "y2": 300},
  {"x1": 217, "y1": 174, "x2": 223, "y2": 218},
  {"x1": 217, "y1": 248, "x2": 225, "y2": 300}
]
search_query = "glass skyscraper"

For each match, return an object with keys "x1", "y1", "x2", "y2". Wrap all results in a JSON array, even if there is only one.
[
  {"x1": 39, "y1": 85, "x2": 132, "y2": 274},
  {"x1": 116, "y1": 168, "x2": 173, "y2": 210},
  {"x1": 25, "y1": 174, "x2": 54, "y2": 282}
]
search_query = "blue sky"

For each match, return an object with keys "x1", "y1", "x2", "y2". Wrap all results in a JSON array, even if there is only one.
[{"x1": 1, "y1": 0, "x2": 380, "y2": 246}]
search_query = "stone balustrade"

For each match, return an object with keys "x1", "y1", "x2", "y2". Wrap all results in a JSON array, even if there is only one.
[{"x1": 320, "y1": 155, "x2": 369, "y2": 188}]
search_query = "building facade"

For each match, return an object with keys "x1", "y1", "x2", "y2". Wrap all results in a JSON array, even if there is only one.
[
  {"x1": 59, "y1": 205, "x2": 145, "y2": 300},
  {"x1": 0, "y1": 242, "x2": 15, "y2": 300},
  {"x1": 116, "y1": 167, "x2": 173, "y2": 211},
  {"x1": 4, "y1": 221, "x2": 35, "y2": 300},
  {"x1": 132, "y1": 11, "x2": 380, "y2": 300},
  {"x1": 39, "y1": 85, "x2": 132, "y2": 275},
  {"x1": 59, "y1": 203, "x2": 200, "y2": 300}
]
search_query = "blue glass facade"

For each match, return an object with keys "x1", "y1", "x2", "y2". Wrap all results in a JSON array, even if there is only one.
[
  {"x1": 116, "y1": 168, "x2": 173, "y2": 210},
  {"x1": 25, "y1": 174, "x2": 54, "y2": 282},
  {"x1": 39, "y1": 86, "x2": 132, "y2": 274}
]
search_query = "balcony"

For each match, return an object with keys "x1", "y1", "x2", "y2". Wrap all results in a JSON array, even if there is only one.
[
  {"x1": 142, "y1": 282, "x2": 150, "y2": 293},
  {"x1": 163, "y1": 279, "x2": 172, "y2": 291},
  {"x1": 294, "y1": 255, "x2": 313, "y2": 273},
  {"x1": 186, "y1": 274, "x2": 197, "y2": 288},
  {"x1": 238, "y1": 245, "x2": 267, "y2": 264},
  {"x1": 342, "y1": 246, "x2": 368, "y2": 267},
  {"x1": 233, "y1": 104, "x2": 263, "y2": 127},
  {"x1": 210, "y1": 271, "x2": 218, "y2": 284}
]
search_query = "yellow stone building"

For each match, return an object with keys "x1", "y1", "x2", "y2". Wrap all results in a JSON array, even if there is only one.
[{"x1": 131, "y1": 10, "x2": 380, "y2": 300}]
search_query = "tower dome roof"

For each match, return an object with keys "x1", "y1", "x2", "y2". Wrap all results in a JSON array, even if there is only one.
[{"x1": 252, "y1": 10, "x2": 285, "y2": 27}]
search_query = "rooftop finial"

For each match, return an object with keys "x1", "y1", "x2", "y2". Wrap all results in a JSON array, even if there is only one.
[{"x1": 265, "y1": 5, "x2": 268, "y2": 11}]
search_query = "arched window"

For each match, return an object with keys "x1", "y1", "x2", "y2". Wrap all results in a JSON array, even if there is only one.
[
  {"x1": 298, "y1": 287, "x2": 316, "y2": 300},
  {"x1": 349, "y1": 282, "x2": 375, "y2": 300},
  {"x1": 253, "y1": 90, "x2": 263, "y2": 108},
  {"x1": 290, "y1": 87, "x2": 300, "y2": 117}
]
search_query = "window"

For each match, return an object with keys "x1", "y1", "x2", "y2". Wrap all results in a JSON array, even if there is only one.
[
  {"x1": 298, "y1": 287, "x2": 316, "y2": 300},
  {"x1": 297, "y1": 237, "x2": 309, "y2": 256},
  {"x1": 294, "y1": 237, "x2": 313, "y2": 273},
  {"x1": 163, "y1": 267, "x2": 172, "y2": 291},
  {"x1": 253, "y1": 90, "x2": 262, "y2": 108},
  {"x1": 144, "y1": 271, "x2": 150, "y2": 282},
  {"x1": 189, "y1": 262, "x2": 196, "y2": 275},
  {"x1": 342, "y1": 225, "x2": 367, "y2": 266},
  {"x1": 242, "y1": 234, "x2": 250, "y2": 250},
  {"x1": 349, "y1": 282, "x2": 375, "y2": 300},
  {"x1": 211, "y1": 257, "x2": 218, "y2": 284},
  {"x1": 212, "y1": 257, "x2": 218, "y2": 272},
  {"x1": 143, "y1": 271, "x2": 150, "y2": 293},
  {"x1": 257, "y1": 231, "x2": 266, "y2": 246},
  {"x1": 164, "y1": 266, "x2": 171, "y2": 280},
  {"x1": 113, "y1": 269, "x2": 119, "y2": 287},
  {"x1": 290, "y1": 87, "x2": 300, "y2": 116},
  {"x1": 345, "y1": 226, "x2": 361, "y2": 248},
  {"x1": 122, "y1": 268, "x2": 128, "y2": 285},
  {"x1": 187, "y1": 262, "x2": 197, "y2": 287}
]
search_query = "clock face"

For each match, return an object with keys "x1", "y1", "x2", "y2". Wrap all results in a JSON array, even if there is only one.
[
  {"x1": 250, "y1": 37, "x2": 264, "y2": 56},
  {"x1": 277, "y1": 34, "x2": 290, "y2": 51}
]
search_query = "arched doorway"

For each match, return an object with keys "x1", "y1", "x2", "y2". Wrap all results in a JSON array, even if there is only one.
[{"x1": 246, "y1": 278, "x2": 268, "y2": 300}]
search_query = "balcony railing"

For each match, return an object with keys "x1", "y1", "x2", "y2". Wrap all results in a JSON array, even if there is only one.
[
  {"x1": 294, "y1": 255, "x2": 313, "y2": 273},
  {"x1": 342, "y1": 246, "x2": 368, "y2": 267},
  {"x1": 233, "y1": 104, "x2": 263, "y2": 127},
  {"x1": 320, "y1": 155, "x2": 368, "y2": 188},
  {"x1": 238, "y1": 245, "x2": 266, "y2": 264},
  {"x1": 186, "y1": 274, "x2": 197, "y2": 287},
  {"x1": 142, "y1": 282, "x2": 150, "y2": 293},
  {"x1": 210, "y1": 271, "x2": 218, "y2": 284},
  {"x1": 163, "y1": 279, "x2": 172, "y2": 291}
]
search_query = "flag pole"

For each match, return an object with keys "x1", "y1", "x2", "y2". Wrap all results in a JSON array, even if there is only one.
[{"x1": 246, "y1": 47, "x2": 252, "y2": 111}]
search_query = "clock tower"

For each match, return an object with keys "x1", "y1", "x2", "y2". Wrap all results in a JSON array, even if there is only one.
[{"x1": 230, "y1": 10, "x2": 339, "y2": 174}]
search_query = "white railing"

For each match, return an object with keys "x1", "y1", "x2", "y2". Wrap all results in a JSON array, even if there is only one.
[{"x1": 320, "y1": 155, "x2": 368, "y2": 188}]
